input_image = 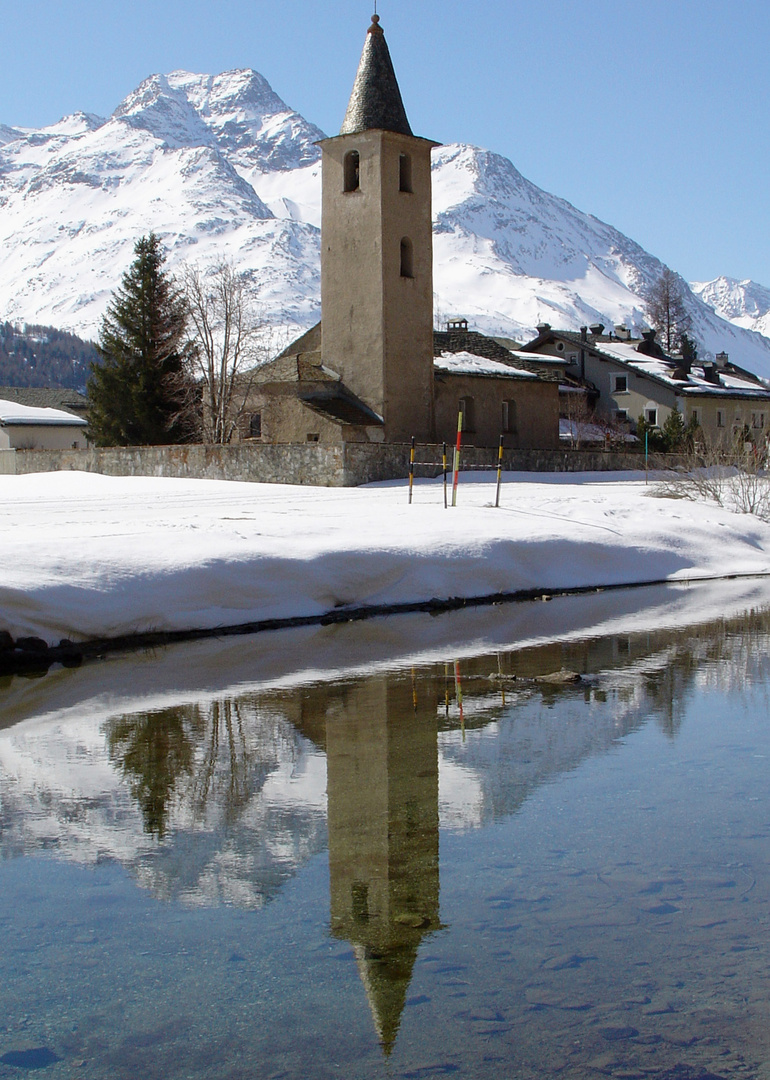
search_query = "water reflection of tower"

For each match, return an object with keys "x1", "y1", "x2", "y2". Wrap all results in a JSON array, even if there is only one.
[{"x1": 325, "y1": 677, "x2": 442, "y2": 1055}]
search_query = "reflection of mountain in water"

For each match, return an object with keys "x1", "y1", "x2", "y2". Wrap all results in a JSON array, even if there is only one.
[
  {"x1": 435, "y1": 610, "x2": 770, "y2": 830},
  {"x1": 0, "y1": 699, "x2": 328, "y2": 909}
]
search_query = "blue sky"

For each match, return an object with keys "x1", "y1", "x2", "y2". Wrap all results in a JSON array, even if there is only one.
[{"x1": 2, "y1": 0, "x2": 768, "y2": 287}]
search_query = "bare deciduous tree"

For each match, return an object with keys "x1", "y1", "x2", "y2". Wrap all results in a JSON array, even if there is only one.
[
  {"x1": 645, "y1": 268, "x2": 693, "y2": 354},
  {"x1": 653, "y1": 433, "x2": 770, "y2": 521},
  {"x1": 182, "y1": 262, "x2": 265, "y2": 444}
]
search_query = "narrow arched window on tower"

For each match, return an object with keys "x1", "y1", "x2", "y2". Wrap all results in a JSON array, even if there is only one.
[
  {"x1": 344, "y1": 150, "x2": 360, "y2": 192},
  {"x1": 399, "y1": 153, "x2": 412, "y2": 192},
  {"x1": 400, "y1": 237, "x2": 414, "y2": 278}
]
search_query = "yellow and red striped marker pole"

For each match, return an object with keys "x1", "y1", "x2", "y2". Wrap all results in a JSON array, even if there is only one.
[
  {"x1": 451, "y1": 411, "x2": 462, "y2": 506},
  {"x1": 495, "y1": 434, "x2": 504, "y2": 508},
  {"x1": 442, "y1": 442, "x2": 448, "y2": 508},
  {"x1": 408, "y1": 436, "x2": 415, "y2": 504}
]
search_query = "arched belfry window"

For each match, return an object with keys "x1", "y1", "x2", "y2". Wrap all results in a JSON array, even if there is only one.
[
  {"x1": 399, "y1": 153, "x2": 412, "y2": 193},
  {"x1": 344, "y1": 150, "x2": 360, "y2": 192},
  {"x1": 400, "y1": 237, "x2": 414, "y2": 278}
]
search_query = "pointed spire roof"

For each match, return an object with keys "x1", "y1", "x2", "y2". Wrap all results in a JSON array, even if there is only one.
[
  {"x1": 340, "y1": 15, "x2": 413, "y2": 137},
  {"x1": 353, "y1": 941, "x2": 420, "y2": 1056}
]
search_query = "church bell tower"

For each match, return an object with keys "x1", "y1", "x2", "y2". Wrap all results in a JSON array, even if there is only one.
[{"x1": 319, "y1": 15, "x2": 438, "y2": 442}]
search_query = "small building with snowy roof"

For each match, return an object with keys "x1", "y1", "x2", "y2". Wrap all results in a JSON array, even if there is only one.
[
  {"x1": 244, "y1": 322, "x2": 559, "y2": 449},
  {"x1": 520, "y1": 324, "x2": 770, "y2": 444},
  {"x1": 0, "y1": 398, "x2": 88, "y2": 450}
]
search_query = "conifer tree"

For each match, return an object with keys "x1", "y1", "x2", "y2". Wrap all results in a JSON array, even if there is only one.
[{"x1": 87, "y1": 234, "x2": 196, "y2": 445}]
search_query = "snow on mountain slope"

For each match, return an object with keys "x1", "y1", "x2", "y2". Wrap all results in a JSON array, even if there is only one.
[
  {"x1": 431, "y1": 144, "x2": 770, "y2": 378},
  {"x1": 692, "y1": 276, "x2": 770, "y2": 339},
  {"x1": 0, "y1": 70, "x2": 322, "y2": 340},
  {"x1": 2, "y1": 67, "x2": 770, "y2": 379}
]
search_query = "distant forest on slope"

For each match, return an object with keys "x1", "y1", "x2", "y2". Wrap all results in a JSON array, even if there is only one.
[{"x1": 0, "y1": 321, "x2": 99, "y2": 388}]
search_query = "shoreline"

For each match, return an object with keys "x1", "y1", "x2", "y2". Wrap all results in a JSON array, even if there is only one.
[{"x1": 3, "y1": 569, "x2": 769, "y2": 678}]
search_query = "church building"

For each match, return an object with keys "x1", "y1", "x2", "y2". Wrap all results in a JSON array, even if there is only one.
[{"x1": 245, "y1": 16, "x2": 559, "y2": 454}]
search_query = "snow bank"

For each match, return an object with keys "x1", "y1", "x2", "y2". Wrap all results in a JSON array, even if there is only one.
[{"x1": 1, "y1": 469, "x2": 769, "y2": 647}]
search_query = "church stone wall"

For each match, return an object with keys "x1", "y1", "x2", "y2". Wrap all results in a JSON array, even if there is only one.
[
  {"x1": 6, "y1": 441, "x2": 657, "y2": 487},
  {"x1": 320, "y1": 130, "x2": 436, "y2": 442}
]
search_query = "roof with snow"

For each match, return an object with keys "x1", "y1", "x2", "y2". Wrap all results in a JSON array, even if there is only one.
[
  {"x1": 434, "y1": 352, "x2": 537, "y2": 379},
  {"x1": 433, "y1": 328, "x2": 561, "y2": 381},
  {"x1": 593, "y1": 340, "x2": 770, "y2": 399},
  {"x1": 523, "y1": 328, "x2": 770, "y2": 400},
  {"x1": 0, "y1": 386, "x2": 87, "y2": 416},
  {"x1": 339, "y1": 16, "x2": 413, "y2": 137},
  {"x1": 0, "y1": 398, "x2": 88, "y2": 427}
]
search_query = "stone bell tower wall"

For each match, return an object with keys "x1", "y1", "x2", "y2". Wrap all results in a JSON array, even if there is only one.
[{"x1": 320, "y1": 129, "x2": 436, "y2": 443}]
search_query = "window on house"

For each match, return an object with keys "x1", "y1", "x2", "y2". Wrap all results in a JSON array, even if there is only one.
[
  {"x1": 399, "y1": 153, "x2": 412, "y2": 192},
  {"x1": 717, "y1": 410, "x2": 725, "y2": 428},
  {"x1": 691, "y1": 409, "x2": 699, "y2": 427},
  {"x1": 645, "y1": 408, "x2": 658, "y2": 426},
  {"x1": 612, "y1": 374, "x2": 628, "y2": 393},
  {"x1": 400, "y1": 237, "x2": 414, "y2": 278},
  {"x1": 752, "y1": 412, "x2": 765, "y2": 429},
  {"x1": 306, "y1": 433, "x2": 320, "y2": 442},
  {"x1": 459, "y1": 397, "x2": 475, "y2": 432},
  {"x1": 249, "y1": 412, "x2": 262, "y2": 439},
  {"x1": 568, "y1": 353, "x2": 578, "y2": 364},
  {"x1": 502, "y1": 399, "x2": 517, "y2": 434},
  {"x1": 615, "y1": 409, "x2": 629, "y2": 423},
  {"x1": 343, "y1": 150, "x2": 360, "y2": 192}
]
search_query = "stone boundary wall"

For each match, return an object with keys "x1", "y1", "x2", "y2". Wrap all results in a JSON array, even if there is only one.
[{"x1": 3, "y1": 441, "x2": 664, "y2": 486}]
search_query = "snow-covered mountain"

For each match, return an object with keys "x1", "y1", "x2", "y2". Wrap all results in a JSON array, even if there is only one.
[
  {"x1": 3, "y1": 68, "x2": 770, "y2": 378},
  {"x1": 691, "y1": 276, "x2": 770, "y2": 339}
]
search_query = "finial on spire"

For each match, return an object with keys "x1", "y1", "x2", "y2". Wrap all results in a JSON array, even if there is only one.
[{"x1": 369, "y1": 12, "x2": 382, "y2": 34}]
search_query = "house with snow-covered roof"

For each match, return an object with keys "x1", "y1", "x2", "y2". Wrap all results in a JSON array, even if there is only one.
[
  {"x1": 0, "y1": 398, "x2": 88, "y2": 450},
  {"x1": 520, "y1": 324, "x2": 770, "y2": 444}
]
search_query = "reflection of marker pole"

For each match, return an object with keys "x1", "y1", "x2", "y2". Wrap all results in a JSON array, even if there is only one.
[
  {"x1": 498, "y1": 652, "x2": 505, "y2": 707},
  {"x1": 645, "y1": 429, "x2": 648, "y2": 485},
  {"x1": 409, "y1": 436, "x2": 415, "y2": 504},
  {"x1": 495, "y1": 434, "x2": 504, "y2": 508},
  {"x1": 444, "y1": 663, "x2": 450, "y2": 718},
  {"x1": 452, "y1": 412, "x2": 462, "y2": 506},
  {"x1": 454, "y1": 659, "x2": 464, "y2": 737},
  {"x1": 411, "y1": 666, "x2": 417, "y2": 713}
]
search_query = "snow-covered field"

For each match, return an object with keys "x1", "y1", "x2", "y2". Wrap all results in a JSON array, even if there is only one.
[{"x1": 2, "y1": 469, "x2": 770, "y2": 648}]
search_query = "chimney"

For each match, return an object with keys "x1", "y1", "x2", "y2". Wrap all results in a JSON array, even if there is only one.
[
  {"x1": 589, "y1": 323, "x2": 605, "y2": 337},
  {"x1": 641, "y1": 329, "x2": 656, "y2": 343},
  {"x1": 580, "y1": 326, "x2": 588, "y2": 342},
  {"x1": 702, "y1": 362, "x2": 721, "y2": 385},
  {"x1": 614, "y1": 324, "x2": 631, "y2": 341},
  {"x1": 536, "y1": 322, "x2": 551, "y2": 334},
  {"x1": 715, "y1": 351, "x2": 729, "y2": 368}
]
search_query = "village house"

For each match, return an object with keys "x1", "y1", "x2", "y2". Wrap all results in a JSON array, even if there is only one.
[
  {"x1": 244, "y1": 16, "x2": 560, "y2": 454},
  {"x1": 0, "y1": 396, "x2": 88, "y2": 450},
  {"x1": 520, "y1": 324, "x2": 770, "y2": 445}
]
